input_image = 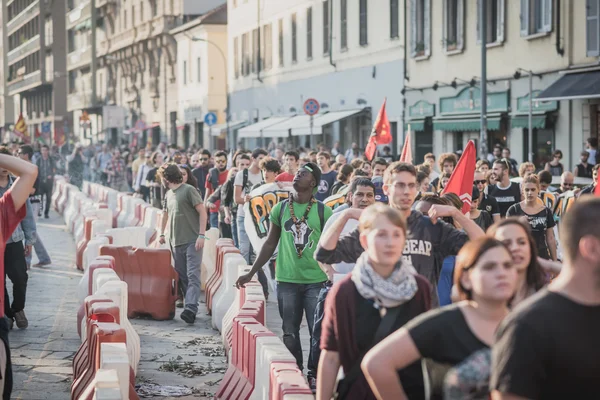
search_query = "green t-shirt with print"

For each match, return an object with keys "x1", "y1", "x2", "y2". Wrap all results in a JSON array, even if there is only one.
[
  {"x1": 165, "y1": 183, "x2": 203, "y2": 247},
  {"x1": 270, "y1": 200, "x2": 332, "y2": 284}
]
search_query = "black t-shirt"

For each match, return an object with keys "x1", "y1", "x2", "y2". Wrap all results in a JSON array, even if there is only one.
[
  {"x1": 486, "y1": 182, "x2": 521, "y2": 217},
  {"x1": 472, "y1": 210, "x2": 494, "y2": 232},
  {"x1": 492, "y1": 289, "x2": 600, "y2": 400},
  {"x1": 407, "y1": 305, "x2": 490, "y2": 400},
  {"x1": 506, "y1": 203, "x2": 556, "y2": 259},
  {"x1": 146, "y1": 168, "x2": 161, "y2": 202},
  {"x1": 576, "y1": 163, "x2": 593, "y2": 178},
  {"x1": 478, "y1": 193, "x2": 500, "y2": 217},
  {"x1": 316, "y1": 170, "x2": 337, "y2": 201}
]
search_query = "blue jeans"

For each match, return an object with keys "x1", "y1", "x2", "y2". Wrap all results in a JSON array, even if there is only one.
[
  {"x1": 438, "y1": 256, "x2": 456, "y2": 306},
  {"x1": 236, "y1": 215, "x2": 251, "y2": 264},
  {"x1": 210, "y1": 212, "x2": 219, "y2": 230},
  {"x1": 308, "y1": 284, "x2": 331, "y2": 378},
  {"x1": 231, "y1": 216, "x2": 239, "y2": 248},
  {"x1": 277, "y1": 281, "x2": 325, "y2": 372},
  {"x1": 172, "y1": 242, "x2": 203, "y2": 315}
]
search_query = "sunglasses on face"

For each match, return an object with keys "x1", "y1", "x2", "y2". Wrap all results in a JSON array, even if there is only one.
[
  {"x1": 562, "y1": 183, "x2": 574, "y2": 187},
  {"x1": 474, "y1": 180, "x2": 487, "y2": 185},
  {"x1": 200, "y1": 158, "x2": 209, "y2": 161}
]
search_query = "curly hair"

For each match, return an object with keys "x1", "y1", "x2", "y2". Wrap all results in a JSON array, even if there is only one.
[
  {"x1": 438, "y1": 153, "x2": 458, "y2": 171},
  {"x1": 158, "y1": 163, "x2": 183, "y2": 184}
]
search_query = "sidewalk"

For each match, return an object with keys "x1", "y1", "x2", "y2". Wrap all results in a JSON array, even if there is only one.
[{"x1": 8, "y1": 212, "x2": 226, "y2": 399}]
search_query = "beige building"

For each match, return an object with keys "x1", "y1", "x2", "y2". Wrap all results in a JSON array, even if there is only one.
[{"x1": 404, "y1": 0, "x2": 600, "y2": 170}]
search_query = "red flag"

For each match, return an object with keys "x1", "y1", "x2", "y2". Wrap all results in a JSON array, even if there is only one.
[
  {"x1": 399, "y1": 127, "x2": 413, "y2": 164},
  {"x1": 365, "y1": 99, "x2": 391, "y2": 161},
  {"x1": 595, "y1": 181, "x2": 600, "y2": 196},
  {"x1": 442, "y1": 140, "x2": 477, "y2": 214},
  {"x1": 54, "y1": 127, "x2": 65, "y2": 147}
]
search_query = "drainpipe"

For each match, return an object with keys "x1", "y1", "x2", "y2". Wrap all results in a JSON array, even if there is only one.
[
  {"x1": 257, "y1": 0, "x2": 263, "y2": 82},
  {"x1": 400, "y1": 0, "x2": 408, "y2": 157},
  {"x1": 329, "y1": 0, "x2": 335, "y2": 68}
]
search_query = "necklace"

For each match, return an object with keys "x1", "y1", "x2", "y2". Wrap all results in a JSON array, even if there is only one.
[{"x1": 288, "y1": 194, "x2": 316, "y2": 258}]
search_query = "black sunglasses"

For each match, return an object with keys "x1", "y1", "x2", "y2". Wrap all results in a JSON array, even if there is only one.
[{"x1": 474, "y1": 180, "x2": 487, "y2": 185}]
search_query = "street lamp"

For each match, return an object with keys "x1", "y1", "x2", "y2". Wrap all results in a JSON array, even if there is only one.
[
  {"x1": 514, "y1": 68, "x2": 539, "y2": 163},
  {"x1": 192, "y1": 37, "x2": 231, "y2": 148}
]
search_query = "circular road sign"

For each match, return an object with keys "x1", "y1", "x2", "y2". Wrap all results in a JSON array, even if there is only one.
[
  {"x1": 204, "y1": 112, "x2": 217, "y2": 126},
  {"x1": 303, "y1": 98, "x2": 320, "y2": 116}
]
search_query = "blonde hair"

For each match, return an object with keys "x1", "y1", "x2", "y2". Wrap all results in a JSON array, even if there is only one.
[
  {"x1": 519, "y1": 162, "x2": 535, "y2": 178},
  {"x1": 522, "y1": 174, "x2": 540, "y2": 189},
  {"x1": 358, "y1": 203, "x2": 407, "y2": 234}
]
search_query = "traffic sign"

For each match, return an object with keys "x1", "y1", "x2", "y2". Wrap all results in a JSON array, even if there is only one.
[
  {"x1": 303, "y1": 98, "x2": 320, "y2": 116},
  {"x1": 204, "y1": 112, "x2": 217, "y2": 126}
]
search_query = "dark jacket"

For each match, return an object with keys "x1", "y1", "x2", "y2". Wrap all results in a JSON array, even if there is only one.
[
  {"x1": 192, "y1": 165, "x2": 210, "y2": 199},
  {"x1": 35, "y1": 156, "x2": 57, "y2": 183},
  {"x1": 315, "y1": 210, "x2": 468, "y2": 307}
]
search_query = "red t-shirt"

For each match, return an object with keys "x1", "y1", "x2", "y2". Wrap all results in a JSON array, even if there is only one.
[
  {"x1": 275, "y1": 172, "x2": 295, "y2": 182},
  {"x1": 0, "y1": 191, "x2": 27, "y2": 318},
  {"x1": 205, "y1": 169, "x2": 229, "y2": 212}
]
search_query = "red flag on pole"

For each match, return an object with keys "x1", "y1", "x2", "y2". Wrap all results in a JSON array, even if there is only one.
[
  {"x1": 399, "y1": 126, "x2": 413, "y2": 164},
  {"x1": 365, "y1": 99, "x2": 391, "y2": 161},
  {"x1": 594, "y1": 181, "x2": 600, "y2": 196},
  {"x1": 442, "y1": 140, "x2": 477, "y2": 214}
]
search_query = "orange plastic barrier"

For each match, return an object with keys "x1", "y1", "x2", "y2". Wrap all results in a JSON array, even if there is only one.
[
  {"x1": 270, "y1": 362, "x2": 313, "y2": 399},
  {"x1": 206, "y1": 243, "x2": 239, "y2": 313},
  {"x1": 99, "y1": 245, "x2": 178, "y2": 320},
  {"x1": 76, "y1": 217, "x2": 98, "y2": 271}
]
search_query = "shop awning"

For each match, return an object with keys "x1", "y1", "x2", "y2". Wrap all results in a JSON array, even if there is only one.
[
  {"x1": 291, "y1": 109, "x2": 364, "y2": 136},
  {"x1": 405, "y1": 119, "x2": 425, "y2": 132},
  {"x1": 433, "y1": 115, "x2": 501, "y2": 132},
  {"x1": 237, "y1": 116, "x2": 295, "y2": 138},
  {"x1": 536, "y1": 70, "x2": 600, "y2": 101},
  {"x1": 511, "y1": 114, "x2": 547, "y2": 129},
  {"x1": 203, "y1": 121, "x2": 247, "y2": 136},
  {"x1": 263, "y1": 115, "x2": 313, "y2": 137}
]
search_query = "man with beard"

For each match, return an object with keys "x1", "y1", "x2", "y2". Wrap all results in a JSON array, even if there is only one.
[
  {"x1": 192, "y1": 149, "x2": 211, "y2": 199},
  {"x1": 486, "y1": 159, "x2": 522, "y2": 217},
  {"x1": 308, "y1": 178, "x2": 377, "y2": 390},
  {"x1": 205, "y1": 151, "x2": 229, "y2": 229},
  {"x1": 315, "y1": 162, "x2": 484, "y2": 306},
  {"x1": 235, "y1": 162, "x2": 332, "y2": 391}
]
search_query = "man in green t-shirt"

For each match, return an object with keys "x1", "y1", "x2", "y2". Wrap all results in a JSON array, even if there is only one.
[
  {"x1": 236, "y1": 162, "x2": 332, "y2": 389},
  {"x1": 158, "y1": 163, "x2": 207, "y2": 324}
]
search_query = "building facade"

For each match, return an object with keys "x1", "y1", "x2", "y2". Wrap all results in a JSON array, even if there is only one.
[
  {"x1": 404, "y1": 0, "x2": 600, "y2": 169},
  {"x1": 227, "y1": 0, "x2": 405, "y2": 152},
  {"x1": 2, "y1": 0, "x2": 67, "y2": 144}
]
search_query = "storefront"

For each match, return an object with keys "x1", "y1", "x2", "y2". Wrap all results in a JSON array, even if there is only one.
[{"x1": 406, "y1": 100, "x2": 435, "y2": 162}]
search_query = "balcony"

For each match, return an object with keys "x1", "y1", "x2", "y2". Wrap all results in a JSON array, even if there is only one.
[
  {"x1": 67, "y1": 46, "x2": 92, "y2": 71},
  {"x1": 67, "y1": 91, "x2": 96, "y2": 112},
  {"x1": 67, "y1": 1, "x2": 92, "y2": 30},
  {"x1": 7, "y1": 0, "x2": 40, "y2": 36},
  {"x1": 96, "y1": 0, "x2": 117, "y2": 8},
  {"x1": 7, "y1": 34, "x2": 40, "y2": 65},
  {"x1": 8, "y1": 70, "x2": 43, "y2": 96}
]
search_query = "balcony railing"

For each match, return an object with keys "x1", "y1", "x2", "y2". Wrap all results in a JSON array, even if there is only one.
[
  {"x1": 67, "y1": 46, "x2": 92, "y2": 71},
  {"x1": 7, "y1": 34, "x2": 40, "y2": 65},
  {"x1": 7, "y1": 0, "x2": 40, "y2": 36},
  {"x1": 96, "y1": 0, "x2": 117, "y2": 8},
  {"x1": 67, "y1": 1, "x2": 92, "y2": 30},
  {"x1": 7, "y1": 70, "x2": 43, "y2": 96},
  {"x1": 67, "y1": 91, "x2": 95, "y2": 112}
]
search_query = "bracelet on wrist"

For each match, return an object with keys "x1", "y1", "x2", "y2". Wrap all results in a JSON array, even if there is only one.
[{"x1": 198, "y1": 234, "x2": 208, "y2": 240}]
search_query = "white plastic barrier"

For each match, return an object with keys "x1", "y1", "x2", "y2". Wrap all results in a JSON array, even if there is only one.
[
  {"x1": 123, "y1": 198, "x2": 145, "y2": 227},
  {"x1": 100, "y1": 343, "x2": 130, "y2": 400},
  {"x1": 81, "y1": 369, "x2": 123, "y2": 400},
  {"x1": 117, "y1": 196, "x2": 133, "y2": 228},
  {"x1": 83, "y1": 237, "x2": 110, "y2": 273},
  {"x1": 249, "y1": 336, "x2": 298, "y2": 400},
  {"x1": 97, "y1": 281, "x2": 140, "y2": 375},
  {"x1": 92, "y1": 269, "x2": 121, "y2": 297},
  {"x1": 104, "y1": 227, "x2": 152, "y2": 248},
  {"x1": 212, "y1": 253, "x2": 247, "y2": 332},
  {"x1": 141, "y1": 207, "x2": 158, "y2": 239},
  {"x1": 105, "y1": 189, "x2": 118, "y2": 213},
  {"x1": 221, "y1": 265, "x2": 255, "y2": 349},
  {"x1": 91, "y1": 220, "x2": 110, "y2": 238},
  {"x1": 74, "y1": 204, "x2": 96, "y2": 242},
  {"x1": 200, "y1": 228, "x2": 220, "y2": 289}
]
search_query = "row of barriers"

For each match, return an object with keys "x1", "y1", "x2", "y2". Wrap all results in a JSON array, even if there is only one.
[{"x1": 53, "y1": 177, "x2": 314, "y2": 399}]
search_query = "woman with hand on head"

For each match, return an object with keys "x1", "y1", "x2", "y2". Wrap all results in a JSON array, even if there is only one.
[{"x1": 362, "y1": 237, "x2": 518, "y2": 400}]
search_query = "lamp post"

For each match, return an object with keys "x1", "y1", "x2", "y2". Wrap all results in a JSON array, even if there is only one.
[
  {"x1": 515, "y1": 68, "x2": 535, "y2": 163},
  {"x1": 192, "y1": 37, "x2": 230, "y2": 148}
]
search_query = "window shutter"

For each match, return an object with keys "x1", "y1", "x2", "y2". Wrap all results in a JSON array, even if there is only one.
[
  {"x1": 457, "y1": 0, "x2": 464, "y2": 50},
  {"x1": 587, "y1": 0, "x2": 600, "y2": 57},
  {"x1": 476, "y1": 0, "x2": 481, "y2": 43},
  {"x1": 442, "y1": 0, "x2": 448, "y2": 50},
  {"x1": 542, "y1": 0, "x2": 552, "y2": 32},
  {"x1": 497, "y1": 0, "x2": 505, "y2": 42},
  {"x1": 410, "y1": 0, "x2": 417, "y2": 57},
  {"x1": 520, "y1": 0, "x2": 529, "y2": 36},
  {"x1": 424, "y1": 0, "x2": 431, "y2": 56}
]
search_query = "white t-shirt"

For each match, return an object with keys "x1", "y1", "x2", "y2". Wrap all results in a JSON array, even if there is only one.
[
  {"x1": 321, "y1": 211, "x2": 359, "y2": 276},
  {"x1": 234, "y1": 169, "x2": 263, "y2": 217}
]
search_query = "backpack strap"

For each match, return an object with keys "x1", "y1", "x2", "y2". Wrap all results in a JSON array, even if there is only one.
[
  {"x1": 243, "y1": 168, "x2": 249, "y2": 190},
  {"x1": 317, "y1": 200, "x2": 325, "y2": 232}
]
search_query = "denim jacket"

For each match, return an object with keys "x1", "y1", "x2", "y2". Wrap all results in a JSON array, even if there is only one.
[{"x1": 0, "y1": 177, "x2": 37, "y2": 245}]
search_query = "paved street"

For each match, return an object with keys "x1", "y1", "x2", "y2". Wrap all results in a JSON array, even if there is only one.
[{"x1": 8, "y1": 212, "x2": 226, "y2": 399}]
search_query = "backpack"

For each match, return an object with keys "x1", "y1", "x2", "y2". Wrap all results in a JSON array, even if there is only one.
[{"x1": 278, "y1": 199, "x2": 325, "y2": 232}]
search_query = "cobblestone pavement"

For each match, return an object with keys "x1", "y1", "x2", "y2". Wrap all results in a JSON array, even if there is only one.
[{"x1": 8, "y1": 212, "x2": 226, "y2": 399}]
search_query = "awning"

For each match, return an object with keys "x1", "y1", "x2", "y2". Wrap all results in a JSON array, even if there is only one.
[
  {"x1": 433, "y1": 115, "x2": 501, "y2": 132},
  {"x1": 405, "y1": 119, "x2": 425, "y2": 132},
  {"x1": 237, "y1": 116, "x2": 295, "y2": 138},
  {"x1": 264, "y1": 115, "x2": 313, "y2": 137},
  {"x1": 511, "y1": 114, "x2": 547, "y2": 129},
  {"x1": 204, "y1": 120, "x2": 247, "y2": 136},
  {"x1": 291, "y1": 109, "x2": 364, "y2": 136},
  {"x1": 536, "y1": 70, "x2": 600, "y2": 101}
]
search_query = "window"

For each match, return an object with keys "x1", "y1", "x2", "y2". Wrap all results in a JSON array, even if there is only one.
[
  {"x1": 132, "y1": 6, "x2": 135, "y2": 26},
  {"x1": 359, "y1": 0, "x2": 368, "y2": 45},
  {"x1": 587, "y1": 0, "x2": 600, "y2": 57},
  {"x1": 151, "y1": 1, "x2": 157, "y2": 17},
  {"x1": 520, "y1": 0, "x2": 552, "y2": 36},
  {"x1": 124, "y1": 10, "x2": 127, "y2": 29},
  {"x1": 477, "y1": 0, "x2": 505, "y2": 44},
  {"x1": 183, "y1": 60, "x2": 187, "y2": 84},
  {"x1": 410, "y1": 0, "x2": 431, "y2": 58},
  {"x1": 340, "y1": 0, "x2": 348, "y2": 49},
  {"x1": 390, "y1": 0, "x2": 399, "y2": 39},
  {"x1": 263, "y1": 23, "x2": 273, "y2": 70},
  {"x1": 140, "y1": 1, "x2": 144, "y2": 22},
  {"x1": 242, "y1": 33, "x2": 250, "y2": 75},
  {"x1": 234, "y1": 37, "x2": 240, "y2": 78},
  {"x1": 278, "y1": 19, "x2": 284, "y2": 66},
  {"x1": 443, "y1": 0, "x2": 464, "y2": 52},
  {"x1": 197, "y1": 57, "x2": 201, "y2": 82},
  {"x1": 291, "y1": 13, "x2": 297, "y2": 63},
  {"x1": 307, "y1": 7, "x2": 313, "y2": 59},
  {"x1": 323, "y1": 0, "x2": 330, "y2": 54},
  {"x1": 252, "y1": 28, "x2": 259, "y2": 73}
]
